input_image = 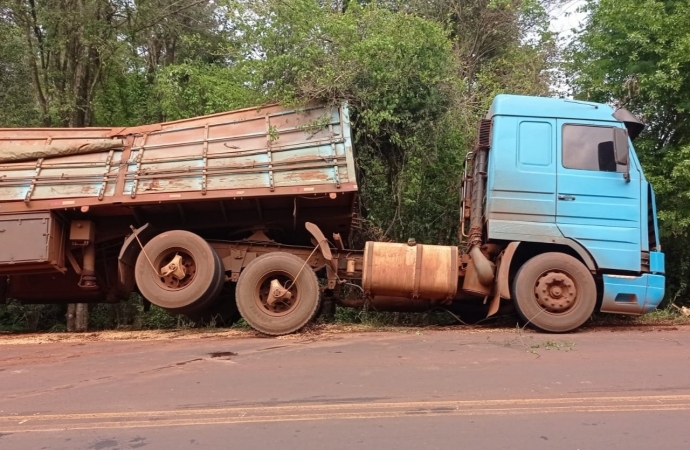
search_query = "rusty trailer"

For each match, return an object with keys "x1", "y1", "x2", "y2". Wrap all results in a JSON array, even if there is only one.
[{"x1": 0, "y1": 104, "x2": 365, "y2": 332}]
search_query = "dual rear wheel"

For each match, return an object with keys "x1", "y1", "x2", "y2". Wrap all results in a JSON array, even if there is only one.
[
  {"x1": 135, "y1": 231, "x2": 320, "y2": 335},
  {"x1": 134, "y1": 230, "x2": 224, "y2": 315},
  {"x1": 235, "y1": 252, "x2": 321, "y2": 336}
]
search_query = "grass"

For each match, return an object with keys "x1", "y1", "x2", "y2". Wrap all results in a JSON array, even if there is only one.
[
  {"x1": 3, "y1": 295, "x2": 690, "y2": 335},
  {"x1": 586, "y1": 306, "x2": 690, "y2": 328}
]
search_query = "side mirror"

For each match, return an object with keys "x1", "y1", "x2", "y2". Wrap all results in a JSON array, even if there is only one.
[
  {"x1": 614, "y1": 128, "x2": 630, "y2": 166},
  {"x1": 614, "y1": 128, "x2": 630, "y2": 182}
]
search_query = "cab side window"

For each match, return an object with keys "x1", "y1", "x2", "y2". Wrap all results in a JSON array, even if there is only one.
[{"x1": 562, "y1": 125, "x2": 624, "y2": 173}]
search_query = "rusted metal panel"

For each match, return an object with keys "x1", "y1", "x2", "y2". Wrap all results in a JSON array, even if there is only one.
[
  {"x1": 123, "y1": 105, "x2": 352, "y2": 199},
  {"x1": 0, "y1": 149, "x2": 123, "y2": 202},
  {"x1": 362, "y1": 241, "x2": 458, "y2": 300},
  {"x1": 0, "y1": 181, "x2": 359, "y2": 214},
  {"x1": 0, "y1": 104, "x2": 357, "y2": 207},
  {"x1": 0, "y1": 212, "x2": 65, "y2": 274}
]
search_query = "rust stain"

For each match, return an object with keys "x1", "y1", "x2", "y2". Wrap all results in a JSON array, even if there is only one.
[
  {"x1": 284, "y1": 171, "x2": 329, "y2": 182},
  {"x1": 281, "y1": 155, "x2": 322, "y2": 163},
  {"x1": 144, "y1": 180, "x2": 160, "y2": 191}
]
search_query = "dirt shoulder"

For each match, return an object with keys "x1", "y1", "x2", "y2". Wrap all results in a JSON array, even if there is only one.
[{"x1": 2, "y1": 320, "x2": 690, "y2": 346}]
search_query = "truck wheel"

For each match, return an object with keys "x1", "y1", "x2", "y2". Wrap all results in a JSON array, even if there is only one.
[
  {"x1": 135, "y1": 230, "x2": 224, "y2": 314},
  {"x1": 236, "y1": 252, "x2": 320, "y2": 336},
  {"x1": 512, "y1": 252, "x2": 596, "y2": 333}
]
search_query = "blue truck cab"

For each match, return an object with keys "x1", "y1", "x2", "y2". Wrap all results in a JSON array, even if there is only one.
[{"x1": 476, "y1": 95, "x2": 664, "y2": 330}]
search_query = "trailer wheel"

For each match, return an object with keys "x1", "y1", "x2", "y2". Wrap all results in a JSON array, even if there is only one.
[
  {"x1": 236, "y1": 252, "x2": 320, "y2": 336},
  {"x1": 512, "y1": 252, "x2": 596, "y2": 333},
  {"x1": 135, "y1": 230, "x2": 224, "y2": 314}
]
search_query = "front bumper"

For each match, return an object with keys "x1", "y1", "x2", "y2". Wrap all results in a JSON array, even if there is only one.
[{"x1": 599, "y1": 272, "x2": 665, "y2": 315}]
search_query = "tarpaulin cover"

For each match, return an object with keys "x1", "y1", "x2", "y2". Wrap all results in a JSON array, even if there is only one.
[{"x1": 0, "y1": 140, "x2": 124, "y2": 163}]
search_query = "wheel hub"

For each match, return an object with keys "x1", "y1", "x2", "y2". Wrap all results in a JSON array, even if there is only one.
[
  {"x1": 157, "y1": 251, "x2": 197, "y2": 290},
  {"x1": 255, "y1": 273, "x2": 299, "y2": 317},
  {"x1": 534, "y1": 271, "x2": 577, "y2": 313},
  {"x1": 160, "y1": 253, "x2": 186, "y2": 280},
  {"x1": 268, "y1": 279, "x2": 293, "y2": 306}
]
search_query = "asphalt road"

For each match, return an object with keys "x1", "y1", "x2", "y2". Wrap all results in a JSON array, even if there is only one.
[{"x1": 1, "y1": 325, "x2": 690, "y2": 449}]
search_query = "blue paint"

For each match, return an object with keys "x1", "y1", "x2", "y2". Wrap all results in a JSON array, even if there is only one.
[
  {"x1": 555, "y1": 119, "x2": 641, "y2": 272},
  {"x1": 488, "y1": 95, "x2": 620, "y2": 123},
  {"x1": 487, "y1": 116, "x2": 557, "y2": 224},
  {"x1": 649, "y1": 185, "x2": 661, "y2": 249},
  {"x1": 644, "y1": 274, "x2": 665, "y2": 312},
  {"x1": 600, "y1": 274, "x2": 665, "y2": 314},
  {"x1": 650, "y1": 251, "x2": 664, "y2": 274},
  {"x1": 641, "y1": 180, "x2": 650, "y2": 251},
  {"x1": 485, "y1": 94, "x2": 665, "y2": 314}
]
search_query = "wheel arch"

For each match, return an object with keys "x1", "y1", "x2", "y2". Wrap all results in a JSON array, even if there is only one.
[{"x1": 498, "y1": 240, "x2": 597, "y2": 300}]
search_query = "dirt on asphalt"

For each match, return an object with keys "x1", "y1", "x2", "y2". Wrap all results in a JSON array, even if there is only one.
[{"x1": 1, "y1": 321, "x2": 690, "y2": 346}]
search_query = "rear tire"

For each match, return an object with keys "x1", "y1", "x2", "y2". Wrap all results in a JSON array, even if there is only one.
[
  {"x1": 135, "y1": 230, "x2": 224, "y2": 314},
  {"x1": 512, "y1": 252, "x2": 596, "y2": 333},
  {"x1": 236, "y1": 252, "x2": 320, "y2": 335}
]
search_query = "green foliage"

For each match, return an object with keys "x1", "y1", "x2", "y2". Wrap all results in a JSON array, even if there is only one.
[
  {"x1": 227, "y1": 0, "x2": 554, "y2": 243},
  {"x1": 333, "y1": 306, "x2": 458, "y2": 327},
  {"x1": 152, "y1": 64, "x2": 261, "y2": 121},
  {"x1": 0, "y1": 21, "x2": 40, "y2": 126},
  {"x1": 0, "y1": 297, "x2": 184, "y2": 332},
  {"x1": 228, "y1": 0, "x2": 461, "y2": 242},
  {"x1": 0, "y1": 301, "x2": 66, "y2": 332},
  {"x1": 568, "y1": 0, "x2": 690, "y2": 142},
  {"x1": 569, "y1": 0, "x2": 690, "y2": 304}
]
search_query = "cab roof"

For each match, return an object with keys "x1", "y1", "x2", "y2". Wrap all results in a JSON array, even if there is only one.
[{"x1": 488, "y1": 94, "x2": 619, "y2": 123}]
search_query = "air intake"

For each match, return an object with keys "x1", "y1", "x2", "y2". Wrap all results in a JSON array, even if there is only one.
[{"x1": 477, "y1": 119, "x2": 492, "y2": 150}]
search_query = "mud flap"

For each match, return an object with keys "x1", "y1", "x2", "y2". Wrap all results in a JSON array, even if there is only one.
[
  {"x1": 117, "y1": 223, "x2": 155, "y2": 298},
  {"x1": 487, "y1": 253, "x2": 502, "y2": 317}
]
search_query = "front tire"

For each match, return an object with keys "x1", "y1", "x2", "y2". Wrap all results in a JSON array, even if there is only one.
[
  {"x1": 512, "y1": 252, "x2": 596, "y2": 333},
  {"x1": 236, "y1": 252, "x2": 321, "y2": 335}
]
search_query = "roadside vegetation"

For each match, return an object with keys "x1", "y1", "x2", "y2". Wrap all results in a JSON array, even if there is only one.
[{"x1": 1, "y1": 0, "x2": 690, "y2": 332}]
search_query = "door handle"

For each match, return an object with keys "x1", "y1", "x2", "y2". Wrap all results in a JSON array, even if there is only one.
[{"x1": 558, "y1": 195, "x2": 576, "y2": 201}]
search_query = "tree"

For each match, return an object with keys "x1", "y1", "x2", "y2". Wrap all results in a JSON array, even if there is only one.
[
  {"x1": 568, "y1": 0, "x2": 690, "y2": 303},
  {"x1": 227, "y1": 0, "x2": 556, "y2": 243},
  {"x1": 0, "y1": 18, "x2": 40, "y2": 126},
  {"x1": 0, "y1": 0, "x2": 228, "y2": 127}
]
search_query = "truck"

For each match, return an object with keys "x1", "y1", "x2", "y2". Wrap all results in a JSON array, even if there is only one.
[{"x1": 0, "y1": 95, "x2": 665, "y2": 335}]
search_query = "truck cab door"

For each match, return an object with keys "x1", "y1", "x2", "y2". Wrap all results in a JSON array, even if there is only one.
[
  {"x1": 487, "y1": 117, "x2": 557, "y2": 235},
  {"x1": 555, "y1": 120, "x2": 641, "y2": 271}
]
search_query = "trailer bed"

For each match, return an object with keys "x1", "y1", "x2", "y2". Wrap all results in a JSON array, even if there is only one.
[
  {"x1": 0, "y1": 104, "x2": 356, "y2": 208},
  {"x1": 0, "y1": 104, "x2": 358, "y2": 244}
]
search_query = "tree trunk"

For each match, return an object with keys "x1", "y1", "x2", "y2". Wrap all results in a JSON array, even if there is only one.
[
  {"x1": 75, "y1": 303, "x2": 89, "y2": 332},
  {"x1": 66, "y1": 303, "x2": 77, "y2": 332}
]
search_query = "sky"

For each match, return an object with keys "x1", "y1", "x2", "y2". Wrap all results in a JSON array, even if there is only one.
[
  {"x1": 548, "y1": 0, "x2": 588, "y2": 97},
  {"x1": 549, "y1": 0, "x2": 587, "y2": 43}
]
